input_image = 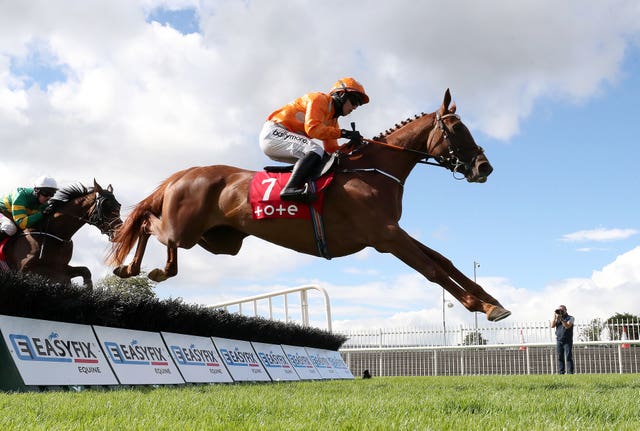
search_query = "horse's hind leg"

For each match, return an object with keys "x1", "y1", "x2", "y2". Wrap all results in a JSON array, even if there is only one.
[
  {"x1": 67, "y1": 265, "x2": 93, "y2": 289},
  {"x1": 148, "y1": 244, "x2": 178, "y2": 282}
]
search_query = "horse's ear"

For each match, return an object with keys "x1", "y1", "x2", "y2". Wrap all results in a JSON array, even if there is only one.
[
  {"x1": 441, "y1": 88, "x2": 452, "y2": 113},
  {"x1": 93, "y1": 178, "x2": 103, "y2": 193},
  {"x1": 107, "y1": 184, "x2": 113, "y2": 193},
  {"x1": 449, "y1": 101, "x2": 457, "y2": 114}
]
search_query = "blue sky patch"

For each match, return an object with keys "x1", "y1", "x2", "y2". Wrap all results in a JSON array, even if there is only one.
[
  {"x1": 9, "y1": 42, "x2": 68, "y2": 90},
  {"x1": 147, "y1": 7, "x2": 200, "y2": 35}
]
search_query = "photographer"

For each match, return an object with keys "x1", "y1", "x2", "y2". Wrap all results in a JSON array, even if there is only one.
[{"x1": 551, "y1": 305, "x2": 575, "y2": 374}]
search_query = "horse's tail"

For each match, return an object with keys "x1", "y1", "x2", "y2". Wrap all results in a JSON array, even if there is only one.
[{"x1": 108, "y1": 175, "x2": 175, "y2": 267}]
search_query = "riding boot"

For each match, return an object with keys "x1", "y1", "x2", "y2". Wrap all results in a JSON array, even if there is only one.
[{"x1": 280, "y1": 152, "x2": 322, "y2": 203}]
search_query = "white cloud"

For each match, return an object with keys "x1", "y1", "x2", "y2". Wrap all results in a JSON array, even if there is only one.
[
  {"x1": 2, "y1": 1, "x2": 638, "y2": 187},
  {"x1": 561, "y1": 228, "x2": 638, "y2": 242},
  {"x1": 592, "y1": 246, "x2": 640, "y2": 291}
]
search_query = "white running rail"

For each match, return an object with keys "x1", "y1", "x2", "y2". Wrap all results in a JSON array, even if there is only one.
[{"x1": 209, "y1": 285, "x2": 333, "y2": 332}]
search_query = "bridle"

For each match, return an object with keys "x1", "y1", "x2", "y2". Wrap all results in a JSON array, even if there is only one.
[
  {"x1": 342, "y1": 112, "x2": 486, "y2": 183},
  {"x1": 431, "y1": 112, "x2": 486, "y2": 179},
  {"x1": 87, "y1": 191, "x2": 122, "y2": 236}
]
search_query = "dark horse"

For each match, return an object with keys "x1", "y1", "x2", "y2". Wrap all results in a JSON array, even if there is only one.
[
  {"x1": 3, "y1": 180, "x2": 122, "y2": 287},
  {"x1": 110, "y1": 90, "x2": 511, "y2": 321}
]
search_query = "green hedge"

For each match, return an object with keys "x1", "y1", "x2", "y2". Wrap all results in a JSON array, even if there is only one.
[{"x1": 0, "y1": 272, "x2": 346, "y2": 350}]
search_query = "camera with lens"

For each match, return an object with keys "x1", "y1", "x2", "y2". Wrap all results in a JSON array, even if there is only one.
[{"x1": 555, "y1": 309, "x2": 563, "y2": 315}]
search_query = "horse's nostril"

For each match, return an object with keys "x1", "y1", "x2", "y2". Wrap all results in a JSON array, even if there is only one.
[{"x1": 478, "y1": 162, "x2": 493, "y2": 177}]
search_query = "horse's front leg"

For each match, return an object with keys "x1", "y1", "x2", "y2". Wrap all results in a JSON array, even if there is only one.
[
  {"x1": 410, "y1": 238, "x2": 505, "y2": 307},
  {"x1": 67, "y1": 265, "x2": 93, "y2": 289},
  {"x1": 374, "y1": 226, "x2": 510, "y2": 321}
]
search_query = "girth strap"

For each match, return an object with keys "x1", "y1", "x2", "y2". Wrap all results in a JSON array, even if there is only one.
[{"x1": 307, "y1": 181, "x2": 331, "y2": 259}]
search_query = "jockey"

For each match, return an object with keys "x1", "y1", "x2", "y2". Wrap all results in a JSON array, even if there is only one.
[
  {"x1": 0, "y1": 175, "x2": 58, "y2": 241},
  {"x1": 260, "y1": 77, "x2": 369, "y2": 203}
]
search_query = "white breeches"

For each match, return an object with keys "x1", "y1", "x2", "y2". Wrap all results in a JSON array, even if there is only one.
[
  {"x1": 0, "y1": 213, "x2": 17, "y2": 236},
  {"x1": 259, "y1": 121, "x2": 324, "y2": 164}
]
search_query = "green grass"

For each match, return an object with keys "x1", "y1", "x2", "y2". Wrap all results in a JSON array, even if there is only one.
[{"x1": 1, "y1": 375, "x2": 640, "y2": 430}]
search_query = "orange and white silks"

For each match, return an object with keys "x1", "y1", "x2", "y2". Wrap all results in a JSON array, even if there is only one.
[{"x1": 267, "y1": 92, "x2": 341, "y2": 153}]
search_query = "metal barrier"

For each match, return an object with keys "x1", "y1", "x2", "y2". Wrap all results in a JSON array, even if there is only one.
[
  {"x1": 339, "y1": 320, "x2": 639, "y2": 348},
  {"x1": 340, "y1": 340, "x2": 639, "y2": 376},
  {"x1": 210, "y1": 285, "x2": 333, "y2": 332},
  {"x1": 339, "y1": 319, "x2": 639, "y2": 376}
]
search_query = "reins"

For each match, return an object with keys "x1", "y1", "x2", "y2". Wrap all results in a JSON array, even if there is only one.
[
  {"x1": 365, "y1": 112, "x2": 467, "y2": 169},
  {"x1": 362, "y1": 137, "x2": 446, "y2": 168},
  {"x1": 339, "y1": 112, "x2": 468, "y2": 185},
  {"x1": 19, "y1": 231, "x2": 68, "y2": 243},
  {"x1": 18, "y1": 230, "x2": 68, "y2": 260}
]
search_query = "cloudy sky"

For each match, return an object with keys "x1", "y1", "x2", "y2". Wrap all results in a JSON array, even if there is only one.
[{"x1": 2, "y1": 0, "x2": 640, "y2": 335}]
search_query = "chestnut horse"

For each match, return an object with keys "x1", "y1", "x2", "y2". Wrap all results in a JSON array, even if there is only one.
[
  {"x1": 3, "y1": 180, "x2": 122, "y2": 287},
  {"x1": 110, "y1": 89, "x2": 511, "y2": 321}
]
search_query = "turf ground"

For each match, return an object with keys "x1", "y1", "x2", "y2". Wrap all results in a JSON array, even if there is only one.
[{"x1": 1, "y1": 375, "x2": 639, "y2": 430}]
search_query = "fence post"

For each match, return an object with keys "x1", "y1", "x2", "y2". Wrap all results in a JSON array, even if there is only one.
[
  {"x1": 379, "y1": 328, "x2": 384, "y2": 377},
  {"x1": 300, "y1": 289, "x2": 309, "y2": 327},
  {"x1": 283, "y1": 294, "x2": 289, "y2": 324},
  {"x1": 618, "y1": 344, "x2": 623, "y2": 374}
]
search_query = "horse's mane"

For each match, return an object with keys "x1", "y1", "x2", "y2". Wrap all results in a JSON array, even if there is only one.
[
  {"x1": 372, "y1": 112, "x2": 429, "y2": 141},
  {"x1": 48, "y1": 183, "x2": 93, "y2": 211}
]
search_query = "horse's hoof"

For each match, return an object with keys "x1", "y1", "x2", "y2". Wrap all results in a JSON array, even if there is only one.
[
  {"x1": 487, "y1": 306, "x2": 511, "y2": 322},
  {"x1": 113, "y1": 266, "x2": 130, "y2": 278},
  {"x1": 148, "y1": 268, "x2": 167, "y2": 282}
]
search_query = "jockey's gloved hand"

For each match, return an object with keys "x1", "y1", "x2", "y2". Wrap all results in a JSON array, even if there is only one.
[
  {"x1": 42, "y1": 205, "x2": 54, "y2": 215},
  {"x1": 340, "y1": 129, "x2": 362, "y2": 141},
  {"x1": 344, "y1": 138, "x2": 364, "y2": 153}
]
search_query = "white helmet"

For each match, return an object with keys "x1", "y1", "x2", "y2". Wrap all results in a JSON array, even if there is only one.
[{"x1": 34, "y1": 175, "x2": 58, "y2": 190}]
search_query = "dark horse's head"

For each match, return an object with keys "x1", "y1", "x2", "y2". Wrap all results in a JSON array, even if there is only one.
[
  {"x1": 427, "y1": 89, "x2": 493, "y2": 183},
  {"x1": 46, "y1": 180, "x2": 123, "y2": 240}
]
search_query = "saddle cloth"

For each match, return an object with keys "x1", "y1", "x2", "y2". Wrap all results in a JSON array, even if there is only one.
[
  {"x1": 249, "y1": 172, "x2": 334, "y2": 220},
  {"x1": 0, "y1": 237, "x2": 10, "y2": 272}
]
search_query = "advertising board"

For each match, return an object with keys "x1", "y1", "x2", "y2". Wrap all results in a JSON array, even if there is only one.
[
  {"x1": 280, "y1": 344, "x2": 322, "y2": 380},
  {"x1": 251, "y1": 342, "x2": 299, "y2": 381},
  {"x1": 0, "y1": 315, "x2": 118, "y2": 386},
  {"x1": 323, "y1": 349, "x2": 354, "y2": 379},
  {"x1": 161, "y1": 332, "x2": 232, "y2": 383},
  {"x1": 93, "y1": 325, "x2": 183, "y2": 385},
  {"x1": 211, "y1": 337, "x2": 270, "y2": 382},
  {"x1": 305, "y1": 347, "x2": 339, "y2": 379}
]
